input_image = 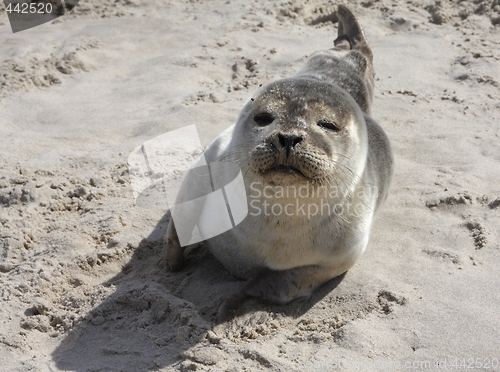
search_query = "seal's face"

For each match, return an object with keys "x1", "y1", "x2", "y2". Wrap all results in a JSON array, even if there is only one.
[{"x1": 240, "y1": 78, "x2": 367, "y2": 188}]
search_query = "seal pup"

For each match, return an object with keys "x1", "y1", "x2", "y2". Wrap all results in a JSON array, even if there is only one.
[{"x1": 165, "y1": 5, "x2": 393, "y2": 318}]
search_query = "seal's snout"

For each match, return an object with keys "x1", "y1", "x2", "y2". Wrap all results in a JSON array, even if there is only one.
[{"x1": 276, "y1": 133, "x2": 303, "y2": 157}]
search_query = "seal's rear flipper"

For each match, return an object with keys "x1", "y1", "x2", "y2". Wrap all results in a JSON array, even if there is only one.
[
  {"x1": 334, "y1": 5, "x2": 373, "y2": 63},
  {"x1": 333, "y1": 5, "x2": 374, "y2": 110},
  {"x1": 217, "y1": 265, "x2": 337, "y2": 322}
]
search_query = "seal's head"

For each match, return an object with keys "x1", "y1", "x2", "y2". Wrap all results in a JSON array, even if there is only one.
[{"x1": 236, "y1": 78, "x2": 368, "y2": 192}]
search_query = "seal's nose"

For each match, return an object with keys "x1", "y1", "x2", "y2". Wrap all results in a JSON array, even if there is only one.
[{"x1": 277, "y1": 133, "x2": 303, "y2": 157}]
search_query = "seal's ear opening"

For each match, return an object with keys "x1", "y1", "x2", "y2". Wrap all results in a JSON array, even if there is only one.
[{"x1": 334, "y1": 5, "x2": 373, "y2": 63}]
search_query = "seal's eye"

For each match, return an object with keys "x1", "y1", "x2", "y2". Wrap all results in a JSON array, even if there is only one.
[
  {"x1": 254, "y1": 113, "x2": 275, "y2": 126},
  {"x1": 317, "y1": 120, "x2": 340, "y2": 132}
]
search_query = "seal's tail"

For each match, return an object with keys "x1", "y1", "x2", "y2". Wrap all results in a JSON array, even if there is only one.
[{"x1": 334, "y1": 5, "x2": 373, "y2": 64}]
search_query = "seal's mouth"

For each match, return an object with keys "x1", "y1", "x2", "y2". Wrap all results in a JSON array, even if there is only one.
[{"x1": 267, "y1": 165, "x2": 308, "y2": 178}]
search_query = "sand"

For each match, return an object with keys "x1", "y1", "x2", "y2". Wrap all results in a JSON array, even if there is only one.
[{"x1": 0, "y1": 0, "x2": 499, "y2": 371}]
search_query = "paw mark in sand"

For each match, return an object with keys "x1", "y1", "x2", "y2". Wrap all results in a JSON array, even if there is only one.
[
  {"x1": 377, "y1": 290, "x2": 407, "y2": 315},
  {"x1": 216, "y1": 39, "x2": 230, "y2": 48},
  {"x1": 183, "y1": 91, "x2": 226, "y2": 105},
  {"x1": 423, "y1": 249, "x2": 460, "y2": 264},
  {"x1": 425, "y1": 4, "x2": 450, "y2": 25},
  {"x1": 231, "y1": 58, "x2": 258, "y2": 78},
  {"x1": 488, "y1": 197, "x2": 500, "y2": 209},
  {"x1": 228, "y1": 57, "x2": 259, "y2": 91},
  {"x1": 426, "y1": 192, "x2": 494, "y2": 250},
  {"x1": 397, "y1": 90, "x2": 417, "y2": 97},
  {"x1": 464, "y1": 222, "x2": 487, "y2": 249},
  {"x1": 426, "y1": 192, "x2": 472, "y2": 209}
]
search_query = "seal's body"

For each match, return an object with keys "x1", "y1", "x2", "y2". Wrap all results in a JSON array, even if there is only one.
[{"x1": 166, "y1": 5, "x2": 393, "y2": 314}]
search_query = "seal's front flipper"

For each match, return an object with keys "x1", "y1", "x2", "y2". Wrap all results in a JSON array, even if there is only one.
[
  {"x1": 334, "y1": 4, "x2": 373, "y2": 62},
  {"x1": 165, "y1": 219, "x2": 186, "y2": 271}
]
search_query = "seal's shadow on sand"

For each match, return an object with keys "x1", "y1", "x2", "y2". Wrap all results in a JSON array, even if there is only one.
[{"x1": 52, "y1": 214, "x2": 345, "y2": 370}]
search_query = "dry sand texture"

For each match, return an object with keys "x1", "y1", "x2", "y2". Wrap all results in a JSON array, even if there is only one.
[{"x1": 0, "y1": 0, "x2": 499, "y2": 371}]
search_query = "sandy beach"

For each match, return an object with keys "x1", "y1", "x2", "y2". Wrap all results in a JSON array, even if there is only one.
[{"x1": 0, "y1": 0, "x2": 499, "y2": 370}]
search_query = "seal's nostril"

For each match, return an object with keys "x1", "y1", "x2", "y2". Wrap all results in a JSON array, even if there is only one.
[
  {"x1": 278, "y1": 133, "x2": 287, "y2": 148},
  {"x1": 277, "y1": 133, "x2": 303, "y2": 150},
  {"x1": 292, "y1": 136, "x2": 303, "y2": 147}
]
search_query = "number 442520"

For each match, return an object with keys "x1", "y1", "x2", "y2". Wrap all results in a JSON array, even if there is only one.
[{"x1": 5, "y1": 2, "x2": 53, "y2": 14}]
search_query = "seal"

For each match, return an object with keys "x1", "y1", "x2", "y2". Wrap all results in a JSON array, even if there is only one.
[{"x1": 165, "y1": 5, "x2": 393, "y2": 318}]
